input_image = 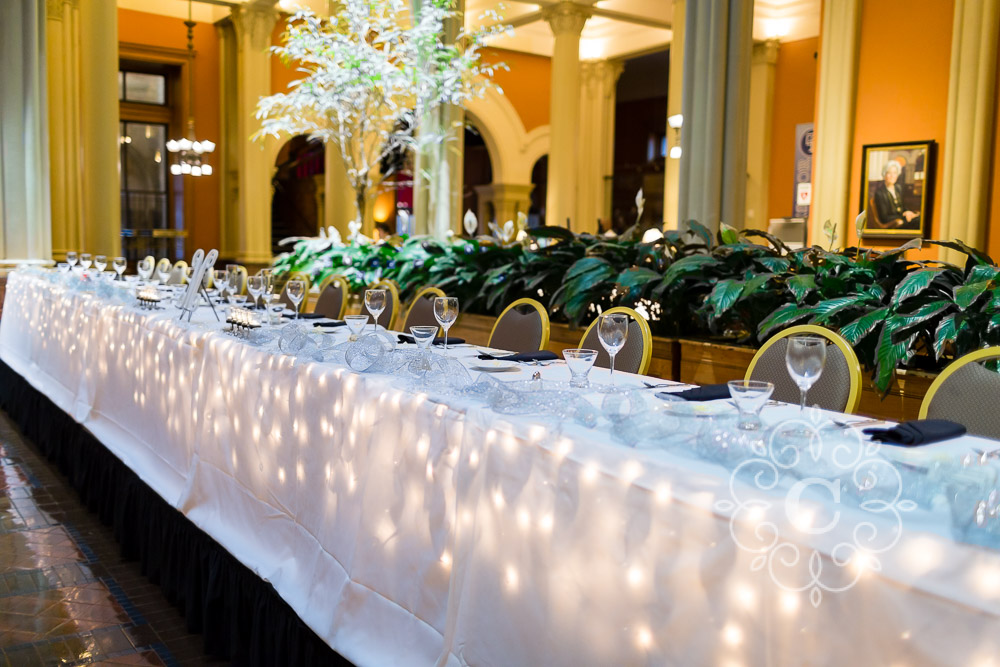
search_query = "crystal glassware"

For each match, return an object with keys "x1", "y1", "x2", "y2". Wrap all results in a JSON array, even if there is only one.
[
  {"x1": 564, "y1": 348, "x2": 598, "y2": 389},
  {"x1": 113, "y1": 257, "x2": 126, "y2": 280},
  {"x1": 213, "y1": 269, "x2": 229, "y2": 300},
  {"x1": 247, "y1": 275, "x2": 264, "y2": 311},
  {"x1": 66, "y1": 251, "x2": 78, "y2": 268},
  {"x1": 56, "y1": 262, "x2": 69, "y2": 273},
  {"x1": 364, "y1": 289, "x2": 386, "y2": 333},
  {"x1": 80, "y1": 253, "x2": 92, "y2": 270},
  {"x1": 728, "y1": 380, "x2": 775, "y2": 430},
  {"x1": 286, "y1": 279, "x2": 306, "y2": 319},
  {"x1": 433, "y1": 296, "x2": 459, "y2": 350},
  {"x1": 137, "y1": 258, "x2": 153, "y2": 283},
  {"x1": 598, "y1": 312, "x2": 629, "y2": 387},
  {"x1": 94, "y1": 255, "x2": 107, "y2": 273},
  {"x1": 786, "y1": 335, "x2": 827, "y2": 412},
  {"x1": 345, "y1": 314, "x2": 369, "y2": 341},
  {"x1": 226, "y1": 264, "x2": 240, "y2": 299},
  {"x1": 409, "y1": 325, "x2": 438, "y2": 350}
]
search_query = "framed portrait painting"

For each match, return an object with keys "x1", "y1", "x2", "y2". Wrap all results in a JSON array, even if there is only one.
[{"x1": 859, "y1": 141, "x2": 936, "y2": 239}]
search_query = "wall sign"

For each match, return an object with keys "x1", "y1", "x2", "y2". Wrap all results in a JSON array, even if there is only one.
[{"x1": 794, "y1": 123, "x2": 813, "y2": 219}]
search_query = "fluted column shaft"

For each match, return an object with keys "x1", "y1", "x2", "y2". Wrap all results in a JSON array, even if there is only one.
[
  {"x1": 578, "y1": 60, "x2": 622, "y2": 233},
  {"x1": 939, "y1": 0, "x2": 1000, "y2": 263},
  {"x1": 545, "y1": 3, "x2": 590, "y2": 231},
  {"x1": 745, "y1": 39, "x2": 778, "y2": 230}
]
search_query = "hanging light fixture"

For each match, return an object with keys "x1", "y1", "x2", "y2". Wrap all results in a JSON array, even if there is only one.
[{"x1": 167, "y1": 0, "x2": 214, "y2": 177}]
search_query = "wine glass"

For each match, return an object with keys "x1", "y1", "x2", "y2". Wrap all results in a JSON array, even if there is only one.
[
  {"x1": 286, "y1": 279, "x2": 306, "y2": 319},
  {"x1": 156, "y1": 259, "x2": 172, "y2": 285},
  {"x1": 564, "y1": 348, "x2": 598, "y2": 389},
  {"x1": 247, "y1": 275, "x2": 264, "y2": 311},
  {"x1": 94, "y1": 255, "x2": 107, "y2": 273},
  {"x1": 213, "y1": 269, "x2": 229, "y2": 300},
  {"x1": 785, "y1": 335, "x2": 827, "y2": 412},
  {"x1": 226, "y1": 264, "x2": 241, "y2": 301},
  {"x1": 66, "y1": 251, "x2": 78, "y2": 269},
  {"x1": 365, "y1": 289, "x2": 386, "y2": 333},
  {"x1": 433, "y1": 296, "x2": 459, "y2": 350},
  {"x1": 80, "y1": 253, "x2": 92, "y2": 270},
  {"x1": 137, "y1": 258, "x2": 153, "y2": 283},
  {"x1": 113, "y1": 257, "x2": 126, "y2": 280},
  {"x1": 259, "y1": 269, "x2": 275, "y2": 316},
  {"x1": 598, "y1": 312, "x2": 629, "y2": 387}
]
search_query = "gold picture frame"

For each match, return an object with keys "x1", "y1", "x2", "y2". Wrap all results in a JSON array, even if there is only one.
[{"x1": 859, "y1": 140, "x2": 936, "y2": 239}]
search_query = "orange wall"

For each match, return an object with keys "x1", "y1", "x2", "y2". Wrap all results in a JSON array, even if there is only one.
[
  {"x1": 271, "y1": 16, "x2": 299, "y2": 95},
  {"x1": 482, "y1": 48, "x2": 551, "y2": 132},
  {"x1": 118, "y1": 8, "x2": 221, "y2": 256},
  {"x1": 768, "y1": 38, "x2": 818, "y2": 220},
  {"x1": 845, "y1": 0, "x2": 952, "y2": 252},
  {"x1": 986, "y1": 42, "x2": 1000, "y2": 259}
]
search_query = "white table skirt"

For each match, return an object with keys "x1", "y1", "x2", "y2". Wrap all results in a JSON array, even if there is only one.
[{"x1": 3, "y1": 269, "x2": 1000, "y2": 666}]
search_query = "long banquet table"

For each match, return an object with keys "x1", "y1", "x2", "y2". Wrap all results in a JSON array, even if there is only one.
[{"x1": 2, "y1": 268, "x2": 1000, "y2": 665}]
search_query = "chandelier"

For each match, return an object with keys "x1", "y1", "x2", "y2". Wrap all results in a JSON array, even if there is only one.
[{"x1": 167, "y1": 0, "x2": 214, "y2": 177}]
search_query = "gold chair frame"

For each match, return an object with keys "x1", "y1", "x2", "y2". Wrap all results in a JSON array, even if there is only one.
[
  {"x1": 369, "y1": 279, "x2": 402, "y2": 331},
  {"x1": 745, "y1": 324, "x2": 863, "y2": 414},
  {"x1": 577, "y1": 306, "x2": 653, "y2": 376},
  {"x1": 489, "y1": 298, "x2": 551, "y2": 351},
  {"x1": 919, "y1": 346, "x2": 1000, "y2": 419},
  {"x1": 313, "y1": 274, "x2": 351, "y2": 318},
  {"x1": 403, "y1": 286, "x2": 446, "y2": 332}
]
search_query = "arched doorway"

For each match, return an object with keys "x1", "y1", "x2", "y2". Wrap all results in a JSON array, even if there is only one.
[
  {"x1": 463, "y1": 125, "x2": 493, "y2": 230},
  {"x1": 271, "y1": 135, "x2": 324, "y2": 253},
  {"x1": 529, "y1": 155, "x2": 548, "y2": 227}
]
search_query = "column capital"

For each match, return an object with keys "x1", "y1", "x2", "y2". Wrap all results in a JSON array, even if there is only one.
[
  {"x1": 46, "y1": 0, "x2": 64, "y2": 21},
  {"x1": 544, "y1": 2, "x2": 591, "y2": 37},
  {"x1": 752, "y1": 39, "x2": 779, "y2": 65},
  {"x1": 580, "y1": 60, "x2": 624, "y2": 87},
  {"x1": 232, "y1": 2, "x2": 278, "y2": 51}
]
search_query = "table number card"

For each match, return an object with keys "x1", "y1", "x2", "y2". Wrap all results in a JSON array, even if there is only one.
[{"x1": 178, "y1": 249, "x2": 218, "y2": 321}]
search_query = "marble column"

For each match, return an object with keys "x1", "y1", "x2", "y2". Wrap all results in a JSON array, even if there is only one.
[
  {"x1": 545, "y1": 2, "x2": 590, "y2": 231},
  {"x1": 46, "y1": 0, "x2": 83, "y2": 261},
  {"x1": 0, "y1": 0, "x2": 50, "y2": 263},
  {"x1": 473, "y1": 184, "x2": 534, "y2": 229},
  {"x1": 217, "y1": 18, "x2": 240, "y2": 260},
  {"x1": 411, "y1": 0, "x2": 465, "y2": 238},
  {"x1": 231, "y1": 2, "x2": 278, "y2": 264},
  {"x1": 663, "y1": 0, "x2": 685, "y2": 231},
  {"x1": 677, "y1": 0, "x2": 754, "y2": 233},
  {"x1": 938, "y1": 0, "x2": 1000, "y2": 264},
  {"x1": 577, "y1": 60, "x2": 623, "y2": 234},
  {"x1": 810, "y1": 0, "x2": 861, "y2": 246},
  {"x1": 324, "y1": 145, "x2": 357, "y2": 239},
  {"x1": 744, "y1": 39, "x2": 779, "y2": 231},
  {"x1": 79, "y1": 0, "x2": 120, "y2": 257}
]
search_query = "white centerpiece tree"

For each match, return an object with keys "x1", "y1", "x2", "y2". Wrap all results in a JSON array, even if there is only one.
[{"x1": 255, "y1": 0, "x2": 508, "y2": 241}]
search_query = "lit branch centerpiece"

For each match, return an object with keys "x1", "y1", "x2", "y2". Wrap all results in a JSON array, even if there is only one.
[{"x1": 255, "y1": 0, "x2": 509, "y2": 240}]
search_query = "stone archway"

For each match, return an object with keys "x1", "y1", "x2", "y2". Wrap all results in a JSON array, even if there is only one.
[{"x1": 270, "y1": 135, "x2": 324, "y2": 253}]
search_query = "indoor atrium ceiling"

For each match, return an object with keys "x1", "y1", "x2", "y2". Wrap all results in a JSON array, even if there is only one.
[{"x1": 118, "y1": 0, "x2": 821, "y2": 60}]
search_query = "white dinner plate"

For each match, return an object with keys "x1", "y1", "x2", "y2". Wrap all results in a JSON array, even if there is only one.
[{"x1": 469, "y1": 360, "x2": 521, "y2": 373}]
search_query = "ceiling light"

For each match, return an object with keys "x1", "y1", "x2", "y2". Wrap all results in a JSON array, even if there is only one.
[{"x1": 667, "y1": 114, "x2": 683, "y2": 129}]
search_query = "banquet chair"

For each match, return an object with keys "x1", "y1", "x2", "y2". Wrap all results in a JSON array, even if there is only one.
[
  {"x1": 369, "y1": 279, "x2": 401, "y2": 331},
  {"x1": 402, "y1": 286, "x2": 445, "y2": 332},
  {"x1": 231, "y1": 265, "x2": 248, "y2": 295},
  {"x1": 279, "y1": 272, "x2": 312, "y2": 311},
  {"x1": 167, "y1": 260, "x2": 188, "y2": 285},
  {"x1": 313, "y1": 274, "x2": 350, "y2": 319},
  {"x1": 578, "y1": 306, "x2": 653, "y2": 375},
  {"x1": 746, "y1": 324, "x2": 862, "y2": 414},
  {"x1": 488, "y1": 298, "x2": 550, "y2": 353},
  {"x1": 919, "y1": 347, "x2": 1000, "y2": 440}
]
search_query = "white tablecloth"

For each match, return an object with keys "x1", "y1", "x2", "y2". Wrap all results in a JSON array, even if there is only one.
[{"x1": 3, "y1": 269, "x2": 1000, "y2": 666}]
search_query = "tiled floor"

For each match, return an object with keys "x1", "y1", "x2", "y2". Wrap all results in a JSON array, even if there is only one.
[{"x1": 0, "y1": 411, "x2": 226, "y2": 666}]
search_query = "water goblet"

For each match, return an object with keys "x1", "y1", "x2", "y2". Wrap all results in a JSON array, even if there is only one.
[
  {"x1": 94, "y1": 255, "x2": 107, "y2": 273},
  {"x1": 409, "y1": 325, "x2": 438, "y2": 351},
  {"x1": 113, "y1": 257, "x2": 126, "y2": 280},
  {"x1": 137, "y1": 258, "x2": 154, "y2": 283},
  {"x1": 728, "y1": 380, "x2": 775, "y2": 431},
  {"x1": 564, "y1": 348, "x2": 598, "y2": 389},
  {"x1": 80, "y1": 253, "x2": 92, "y2": 270},
  {"x1": 598, "y1": 312, "x2": 629, "y2": 389},
  {"x1": 66, "y1": 251, "x2": 78, "y2": 269},
  {"x1": 213, "y1": 269, "x2": 229, "y2": 300},
  {"x1": 433, "y1": 296, "x2": 459, "y2": 350},
  {"x1": 247, "y1": 275, "x2": 264, "y2": 311},
  {"x1": 226, "y1": 264, "x2": 241, "y2": 299},
  {"x1": 364, "y1": 289, "x2": 386, "y2": 333},
  {"x1": 345, "y1": 314, "x2": 369, "y2": 342},
  {"x1": 286, "y1": 279, "x2": 306, "y2": 319},
  {"x1": 57, "y1": 262, "x2": 69, "y2": 273},
  {"x1": 786, "y1": 335, "x2": 827, "y2": 412},
  {"x1": 156, "y1": 259, "x2": 172, "y2": 285}
]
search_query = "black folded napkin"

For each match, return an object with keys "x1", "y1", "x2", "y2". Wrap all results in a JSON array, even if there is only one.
[
  {"x1": 397, "y1": 334, "x2": 466, "y2": 345},
  {"x1": 658, "y1": 383, "x2": 731, "y2": 402},
  {"x1": 477, "y1": 350, "x2": 559, "y2": 362},
  {"x1": 313, "y1": 320, "x2": 346, "y2": 328},
  {"x1": 289, "y1": 312, "x2": 326, "y2": 319},
  {"x1": 864, "y1": 419, "x2": 967, "y2": 446}
]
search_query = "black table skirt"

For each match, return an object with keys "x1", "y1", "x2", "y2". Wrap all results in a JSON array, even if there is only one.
[{"x1": 0, "y1": 360, "x2": 352, "y2": 667}]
